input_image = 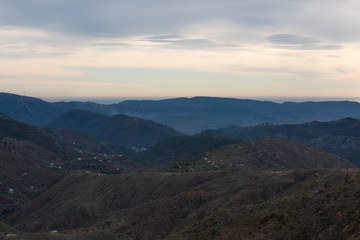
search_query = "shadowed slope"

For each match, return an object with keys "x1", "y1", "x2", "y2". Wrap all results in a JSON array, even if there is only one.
[
  {"x1": 139, "y1": 135, "x2": 239, "y2": 166},
  {"x1": 48, "y1": 110, "x2": 183, "y2": 148},
  {"x1": 152, "y1": 138, "x2": 354, "y2": 172},
  {"x1": 220, "y1": 118, "x2": 360, "y2": 166}
]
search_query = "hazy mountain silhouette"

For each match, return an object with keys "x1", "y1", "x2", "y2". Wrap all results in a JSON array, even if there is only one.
[
  {"x1": 2, "y1": 92, "x2": 360, "y2": 134},
  {"x1": 93, "y1": 97, "x2": 360, "y2": 134}
]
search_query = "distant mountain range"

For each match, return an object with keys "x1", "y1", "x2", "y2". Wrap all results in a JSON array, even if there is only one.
[{"x1": 2, "y1": 92, "x2": 360, "y2": 134}]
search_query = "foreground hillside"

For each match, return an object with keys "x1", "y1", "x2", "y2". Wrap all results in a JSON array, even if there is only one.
[
  {"x1": 0, "y1": 229, "x2": 132, "y2": 240},
  {"x1": 170, "y1": 170, "x2": 360, "y2": 240},
  {"x1": 7, "y1": 168, "x2": 360, "y2": 240},
  {"x1": 6, "y1": 138, "x2": 356, "y2": 239},
  {"x1": 48, "y1": 110, "x2": 182, "y2": 148},
  {"x1": 219, "y1": 118, "x2": 360, "y2": 166}
]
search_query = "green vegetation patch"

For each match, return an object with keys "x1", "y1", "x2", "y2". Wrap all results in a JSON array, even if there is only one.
[{"x1": 0, "y1": 221, "x2": 19, "y2": 234}]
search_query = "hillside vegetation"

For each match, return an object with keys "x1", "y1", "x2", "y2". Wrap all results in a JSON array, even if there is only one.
[
  {"x1": 44, "y1": 128, "x2": 136, "y2": 156},
  {"x1": 139, "y1": 135, "x2": 239, "y2": 166},
  {"x1": 48, "y1": 110, "x2": 182, "y2": 148},
  {"x1": 219, "y1": 118, "x2": 360, "y2": 166},
  {"x1": 7, "y1": 168, "x2": 360, "y2": 240},
  {"x1": 0, "y1": 113, "x2": 71, "y2": 214},
  {"x1": 149, "y1": 138, "x2": 354, "y2": 173},
  {"x1": 170, "y1": 170, "x2": 360, "y2": 240},
  {"x1": 2, "y1": 94, "x2": 360, "y2": 239},
  {"x1": 0, "y1": 114, "x2": 143, "y2": 216}
]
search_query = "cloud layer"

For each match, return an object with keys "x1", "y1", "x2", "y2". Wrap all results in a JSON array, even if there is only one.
[{"x1": 0, "y1": 0, "x2": 359, "y2": 99}]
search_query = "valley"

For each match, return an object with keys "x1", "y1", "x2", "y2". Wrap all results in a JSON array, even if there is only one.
[{"x1": 1, "y1": 94, "x2": 360, "y2": 239}]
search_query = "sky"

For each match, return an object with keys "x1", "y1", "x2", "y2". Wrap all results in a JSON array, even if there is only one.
[{"x1": 1, "y1": 0, "x2": 360, "y2": 102}]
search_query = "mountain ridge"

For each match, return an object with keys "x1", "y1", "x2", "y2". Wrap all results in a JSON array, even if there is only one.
[{"x1": 2, "y1": 92, "x2": 360, "y2": 134}]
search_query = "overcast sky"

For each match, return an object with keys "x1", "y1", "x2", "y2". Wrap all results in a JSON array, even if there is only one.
[{"x1": 1, "y1": 0, "x2": 360, "y2": 101}]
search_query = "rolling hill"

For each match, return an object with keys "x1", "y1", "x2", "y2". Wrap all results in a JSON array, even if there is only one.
[
  {"x1": 2, "y1": 113, "x2": 358, "y2": 239},
  {"x1": 48, "y1": 110, "x2": 183, "y2": 148},
  {"x1": 149, "y1": 138, "x2": 354, "y2": 172},
  {"x1": 0, "y1": 93, "x2": 110, "y2": 126},
  {"x1": 139, "y1": 135, "x2": 239, "y2": 166},
  {"x1": 219, "y1": 118, "x2": 360, "y2": 166},
  {"x1": 169, "y1": 169, "x2": 360, "y2": 240},
  {"x1": 0, "y1": 113, "x2": 70, "y2": 215},
  {"x1": 0, "y1": 93, "x2": 62, "y2": 126},
  {"x1": 199, "y1": 138, "x2": 354, "y2": 169},
  {"x1": 44, "y1": 128, "x2": 136, "y2": 156},
  {"x1": 0, "y1": 113, "x2": 144, "y2": 216}
]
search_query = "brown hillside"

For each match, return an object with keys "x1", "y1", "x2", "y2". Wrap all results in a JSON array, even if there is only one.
[
  {"x1": 0, "y1": 114, "x2": 143, "y2": 218},
  {"x1": 170, "y1": 169, "x2": 360, "y2": 240},
  {"x1": 197, "y1": 138, "x2": 353, "y2": 170},
  {"x1": 8, "y1": 167, "x2": 359, "y2": 239},
  {"x1": 0, "y1": 137, "x2": 63, "y2": 216},
  {"x1": 152, "y1": 138, "x2": 354, "y2": 173}
]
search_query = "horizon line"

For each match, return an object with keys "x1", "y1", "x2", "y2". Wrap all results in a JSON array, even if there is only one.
[{"x1": 2, "y1": 92, "x2": 360, "y2": 104}]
